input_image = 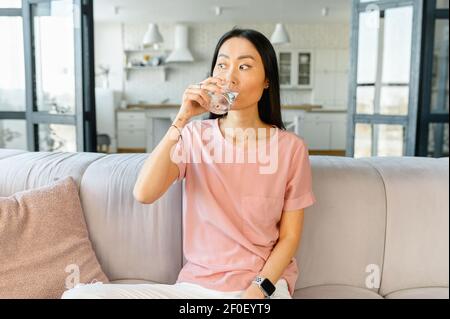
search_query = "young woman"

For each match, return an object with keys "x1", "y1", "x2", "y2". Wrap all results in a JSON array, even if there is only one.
[{"x1": 62, "y1": 28, "x2": 316, "y2": 299}]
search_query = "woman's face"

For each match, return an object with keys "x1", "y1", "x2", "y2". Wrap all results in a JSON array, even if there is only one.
[{"x1": 212, "y1": 37, "x2": 268, "y2": 110}]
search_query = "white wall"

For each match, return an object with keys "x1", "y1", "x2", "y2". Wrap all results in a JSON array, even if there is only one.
[
  {"x1": 94, "y1": 22, "x2": 350, "y2": 109},
  {"x1": 94, "y1": 22, "x2": 124, "y2": 92}
]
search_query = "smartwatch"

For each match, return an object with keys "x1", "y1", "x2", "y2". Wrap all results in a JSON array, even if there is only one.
[{"x1": 252, "y1": 276, "x2": 276, "y2": 298}]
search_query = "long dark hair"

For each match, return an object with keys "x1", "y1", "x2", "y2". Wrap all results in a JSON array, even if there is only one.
[{"x1": 208, "y1": 27, "x2": 286, "y2": 130}]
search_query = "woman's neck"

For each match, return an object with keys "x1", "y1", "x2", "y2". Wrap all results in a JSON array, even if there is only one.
[
  {"x1": 220, "y1": 104, "x2": 267, "y2": 129},
  {"x1": 218, "y1": 104, "x2": 275, "y2": 143}
]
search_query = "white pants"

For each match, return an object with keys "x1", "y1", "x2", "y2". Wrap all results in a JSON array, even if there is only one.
[{"x1": 61, "y1": 279, "x2": 292, "y2": 299}]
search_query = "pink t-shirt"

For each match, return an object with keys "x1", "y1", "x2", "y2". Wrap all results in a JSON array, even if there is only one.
[{"x1": 170, "y1": 118, "x2": 316, "y2": 296}]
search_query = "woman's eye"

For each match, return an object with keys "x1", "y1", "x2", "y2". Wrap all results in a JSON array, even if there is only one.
[{"x1": 216, "y1": 63, "x2": 250, "y2": 70}]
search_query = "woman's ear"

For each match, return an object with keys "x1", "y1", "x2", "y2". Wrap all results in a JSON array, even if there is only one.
[{"x1": 264, "y1": 80, "x2": 269, "y2": 89}]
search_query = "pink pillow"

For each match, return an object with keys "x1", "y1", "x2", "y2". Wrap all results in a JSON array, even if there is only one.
[{"x1": 0, "y1": 176, "x2": 109, "y2": 298}]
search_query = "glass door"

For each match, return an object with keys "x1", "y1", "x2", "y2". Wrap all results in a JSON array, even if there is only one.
[
  {"x1": 278, "y1": 51, "x2": 292, "y2": 87},
  {"x1": 298, "y1": 52, "x2": 311, "y2": 86},
  {"x1": 22, "y1": 0, "x2": 95, "y2": 152},
  {"x1": 346, "y1": 0, "x2": 423, "y2": 157},
  {"x1": 0, "y1": 1, "x2": 27, "y2": 149},
  {"x1": 416, "y1": 0, "x2": 449, "y2": 157}
]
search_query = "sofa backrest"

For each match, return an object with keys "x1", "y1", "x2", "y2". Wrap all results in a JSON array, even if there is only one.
[
  {"x1": 294, "y1": 156, "x2": 387, "y2": 294},
  {"x1": 297, "y1": 156, "x2": 448, "y2": 296},
  {"x1": 0, "y1": 149, "x2": 448, "y2": 296},
  {"x1": 360, "y1": 157, "x2": 449, "y2": 296},
  {"x1": 78, "y1": 153, "x2": 183, "y2": 285}
]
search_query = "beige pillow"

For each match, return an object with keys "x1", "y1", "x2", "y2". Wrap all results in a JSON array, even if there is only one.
[{"x1": 0, "y1": 176, "x2": 109, "y2": 299}]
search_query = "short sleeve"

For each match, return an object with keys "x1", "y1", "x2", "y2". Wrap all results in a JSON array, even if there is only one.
[
  {"x1": 282, "y1": 142, "x2": 316, "y2": 212},
  {"x1": 170, "y1": 123, "x2": 192, "y2": 182}
]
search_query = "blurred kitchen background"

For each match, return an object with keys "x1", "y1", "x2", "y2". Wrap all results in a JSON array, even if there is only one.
[{"x1": 0, "y1": 0, "x2": 448, "y2": 158}]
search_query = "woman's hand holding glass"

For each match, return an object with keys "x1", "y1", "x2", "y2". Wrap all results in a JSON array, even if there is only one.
[{"x1": 177, "y1": 77, "x2": 228, "y2": 120}]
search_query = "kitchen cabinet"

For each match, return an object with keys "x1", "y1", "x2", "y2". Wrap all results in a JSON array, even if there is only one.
[
  {"x1": 330, "y1": 117, "x2": 347, "y2": 150},
  {"x1": 301, "y1": 112, "x2": 347, "y2": 151},
  {"x1": 276, "y1": 49, "x2": 313, "y2": 90},
  {"x1": 314, "y1": 49, "x2": 336, "y2": 72},
  {"x1": 313, "y1": 72, "x2": 335, "y2": 108},
  {"x1": 116, "y1": 108, "x2": 347, "y2": 154},
  {"x1": 117, "y1": 111, "x2": 147, "y2": 150},
  {"x1": 117, "y1": 108, "x2": 203, "y2": 152},
  {"x1": 302, "y1": 120, "x2": 333, "y2": 150},
  {"x1": 313, "y1": 49, "x2": 350, "y2": 110}
]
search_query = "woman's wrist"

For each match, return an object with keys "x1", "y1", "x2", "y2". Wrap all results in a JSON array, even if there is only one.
[
  {"x1": 241, "y1": 283, "x2": 266, "y2": 299},
  {"x1": 172, "y1": 112, "x2": 190, "y2": 129},
  {"x1": 251, "y1": 283, "x2": 266, "y2": 297},
  {"x1": 168, "y1": 113, "x2": 190, "y2": 142}
]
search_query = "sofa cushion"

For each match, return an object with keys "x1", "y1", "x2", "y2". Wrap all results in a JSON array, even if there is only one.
[
  {"x1": 293, "y1": 285, "x2": 383, "y2": 299},
  {"x1": 384, "y1": 287, "x2": 449, "y2": 299},
  {"x1": 0, "y1": 176, "x2": 109, "y2": 298}
]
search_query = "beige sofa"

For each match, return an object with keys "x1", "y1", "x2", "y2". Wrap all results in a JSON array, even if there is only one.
[{"x1": 0, "y1": 148, "x2": 448, "y2": 299}]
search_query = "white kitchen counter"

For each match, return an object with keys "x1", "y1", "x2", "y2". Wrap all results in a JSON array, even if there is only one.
[{"x1": 116, "y1": 106, "x2": 347, "y2": 152}]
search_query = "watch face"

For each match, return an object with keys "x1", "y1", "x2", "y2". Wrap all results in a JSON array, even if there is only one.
[{"x1": 261, "y1": 279, "x2": 276, "y2": 295}]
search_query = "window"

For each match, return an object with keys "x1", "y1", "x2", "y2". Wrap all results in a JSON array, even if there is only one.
[{"x1": 0, "y1": 0, "x2": 97, "y2": 152}]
